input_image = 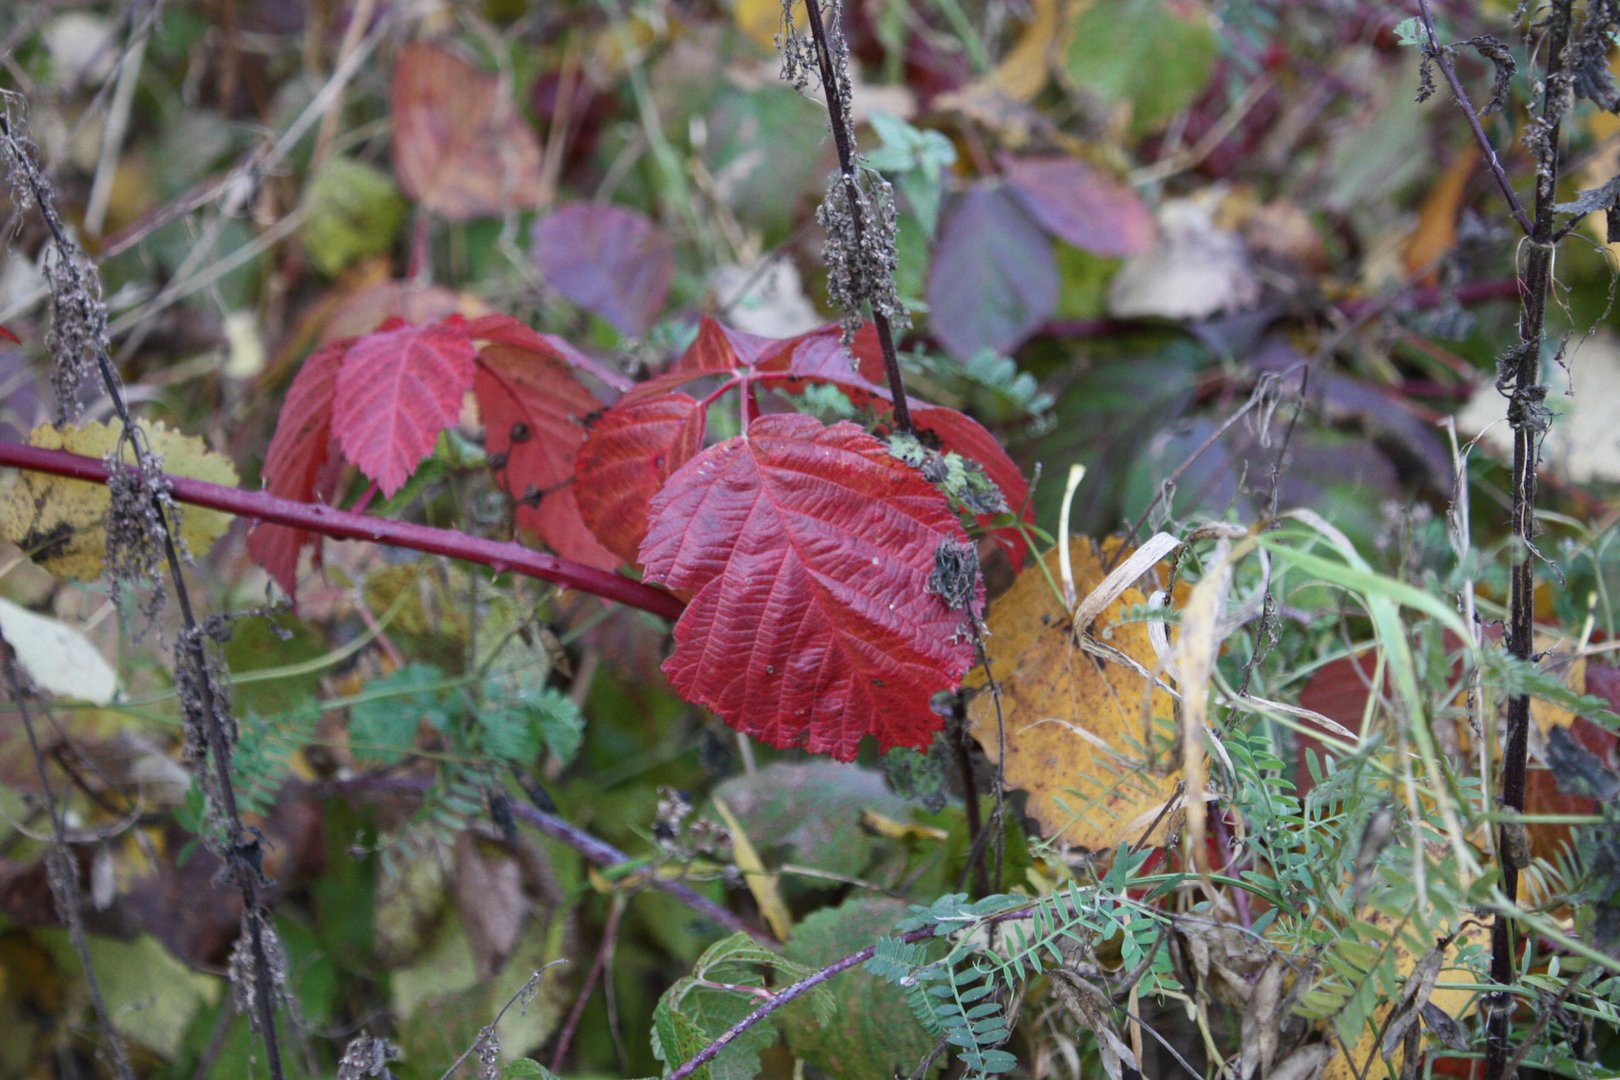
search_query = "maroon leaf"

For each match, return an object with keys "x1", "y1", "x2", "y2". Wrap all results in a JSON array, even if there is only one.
[
  {"x1": 1001, "y1": 155, "x2": 1156, "y2": 257},
  {"x1": 639, "y1": 413, "x2": 980, "y2": 760},
  {"x1": 926, "y1": 184, "x2": 1057, "y2": 360},
  {"x1": 474, "y1": 342, "x2": 619, "y2": 569},
  {"x1": 466, "y1": 313, "x2": 633, "y2": 393},
  {"x1": 532, "y1": 203, "x2": 673, "y2": 336},
  {"x1": 248, "y1": 339, "x2": 351, "y2": 597},
  {"x1": 391, "y1": 43, "x2": 545, "y2": 221},
  {"x1": 575, "y1": 394, "x2": 707, "y2": 564},
  {"x1": 332, "y1": 317, "x2": 477, "y2": 497}
]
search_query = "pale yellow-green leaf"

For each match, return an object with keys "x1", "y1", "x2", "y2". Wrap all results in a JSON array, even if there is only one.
[
  {"x1": 0, "y1": 597, "x2": 117, "y2": 703},
  {"x1": 0, "y1": 421, "x2": 238, "y2": 580}
]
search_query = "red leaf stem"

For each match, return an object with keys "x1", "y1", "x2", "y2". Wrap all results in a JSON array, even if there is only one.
[{"x1": 0, "y1": 440, "x2": 684, "y2": 621}]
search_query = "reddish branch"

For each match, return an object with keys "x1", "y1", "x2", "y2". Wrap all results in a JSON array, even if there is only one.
[{"x1": 0, "y1": 441, "x2": 685, "y2": 622}]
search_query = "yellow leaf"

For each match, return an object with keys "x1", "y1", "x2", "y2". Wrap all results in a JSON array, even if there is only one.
[
  {"x1": 967, "y1": 538, "x2": 1179, "y2": 850},
  {"x1": 731, "y1": 0, "x2": 806, "y2": 52},
  {"x1": 713, "y1": 795, "x2": 792, "y2": 939},
  {"x1": 1321, "y1": 920, "x2": 1486, "y2": 1080},
  {"x1": 0, "y1": 420, "x2": 237, "y2": 580}
]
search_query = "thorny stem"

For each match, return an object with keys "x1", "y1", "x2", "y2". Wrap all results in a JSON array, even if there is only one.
[
  {"x1": 1415, "y1": 0, "x2": 1534, "y2": 236},
  {"x1": 0, "y1": 628, "x2": 135, "y2": 1080},
  {"x1": 801, "y1": 0, "x2": 914, "y2": 432},
  {"x1": 0, "y1": 111, "x2": 289, "y2": 1077},
  {"x1": 0, "y1": 441, "x2": 686, "y2": 621}
]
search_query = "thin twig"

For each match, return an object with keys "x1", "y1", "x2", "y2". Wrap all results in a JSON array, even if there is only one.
[
  {"x1": 1414, "y1": 0, "x2": 1533, "y2": 236},
  {"x1": 1, "y1": 110, "x2": 288, "y2": 1079},
  {"x1": 0, "y1": 628, "x2": 135, "y2": 1080},
  {"x1": 549, "y1": 894, "x2": 626, "y2": 1071}
]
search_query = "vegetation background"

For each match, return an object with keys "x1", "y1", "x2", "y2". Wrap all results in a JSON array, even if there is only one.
[{"x1": 2, "y1": 0, "x2": 1620, "y2": 1078}]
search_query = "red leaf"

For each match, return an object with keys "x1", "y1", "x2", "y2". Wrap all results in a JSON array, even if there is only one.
[
  {"x1": 927, "y1": 184, "x2": 1057, "y2": 360},
  {"x1": 391, "y1": 43, "x2": 545, "y2": 221},
  {"x1": 333, "y1": 317, "x2": 477, "y2": 497},
  {"x1": 249, "y1": 339, "x2": 351, "y2": 597},
  {"x1": 532, "y1": 203, "x2": 673, "y2": 336},
  {"x1": 639, "y1": 414, "x2": 979, "y2": 760},
  {"x1": 778, "y1": 326, "x2": 1033, "y2": 566},
  {"x1": 575, "y1": 394, "x2": 706, "y2": 564},
  {"x1": 474, "y1": 342, "x2": 620, "y2": 569},
  {"x1": 1001, "y1": 155, "x2": 1157, "y2": 257},
  {"x1": 466, "y1": 313, "x2": 633, "y2": 393},
  {"x1": 0, "y1": 324, "x2": 19, "y2": 344}
]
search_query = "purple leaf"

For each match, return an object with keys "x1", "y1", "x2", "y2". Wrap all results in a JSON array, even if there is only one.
[
  {"x1": 532, "y1": 203, "x2": 673, "y2": 336},
  {"x1": 1001, "y1": 155, "x2": 1156, "y2": 257},
  {"x1": 926, "y1": 184, "x2": 1057, "y2": 360}
]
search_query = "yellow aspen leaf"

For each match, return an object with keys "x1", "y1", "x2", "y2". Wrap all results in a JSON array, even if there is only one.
[
  {"x1": 967, "y1": 537, "x2": 1179, "y2": 850},
  {"x1": 0, "y1": 420, "x2": 237, "y2": 580}
]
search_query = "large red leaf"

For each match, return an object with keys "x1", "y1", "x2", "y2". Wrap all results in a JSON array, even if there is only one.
[
  {"x1": 391, "y1": 43, "x2": 545, "y2": 221},
  {"x1": 474, "y1": 342, "x2": 619, "y2": 569},
  {"x1": 249, "y1": 339, "x2": 350, "y2": 597},
  {"x1": 639, "y1": 414, "x2": 980, "y2": 760},
  {"x1": 1001, "y1": 155, "x2": 1156, "y2": 257},
  {"x1": 776, "y1": 326, "x2": 1033, "y2": 566},
  {"x1": 531, "y1": 203, "x2": 673, "y2": 336},
  {"x1": 575, "y1": 394, "x2": 706, "y2": 564},
  {"x1": 333, "y1": 317, "x2": 477, "y2": 497}
]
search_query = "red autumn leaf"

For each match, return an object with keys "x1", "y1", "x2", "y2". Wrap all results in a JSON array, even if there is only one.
[
  {"x1": 575, "y1": 394, "x2": 706, "y2": 564},
  {"x1": 391, "y1": 43, "x2": 545, "y2": 221},
  {"x1": 0, "y1": 324, "x2": 19, "y2": 344},
  {"x1": 532, "y1": 203, "x2": 673, "y2": 336},
  {"x1": 332, "y1": 317, "x2": 477, "y2": 498},
  {"x1": 776, "y1": 325, "x2": 1033, "y2": 565},
  {"x1": 466, "y1": 313, "x2": 633, "y2": 393},
  {"x1": 474, "y1": 341, "x2": 619, "y2": 569},
  {"x1": 249, "y1": 339, "x2": 351, "y2": 597},
  {"x1": 639, "y1": 413, "x2": 980, "y2": 760},
  {"x1": 1000, "y1": 154, "x2": 1157, "y2": 257}
]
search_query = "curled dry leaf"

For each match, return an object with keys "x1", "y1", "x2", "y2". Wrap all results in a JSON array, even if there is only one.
[
  {"x1": 2, "y1": 420, "x2": 237, "y2": 580},
  {"x1": 966, "y1": 538, "x2": 1179, "y2": 850}
]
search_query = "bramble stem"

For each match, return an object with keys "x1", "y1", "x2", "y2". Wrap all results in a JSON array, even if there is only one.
[{"x1": 0, "y1": 440, "x2": 685, "y2": 621}]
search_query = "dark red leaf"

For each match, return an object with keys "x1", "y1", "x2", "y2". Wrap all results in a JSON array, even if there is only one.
[
  {"x1": 532, "y1": 203, "x2": 673, "y2": 336},
  {"x1": 639, "y1": 413, "x2": 980, "y2": 760},
  {"x1": 248, "y1": 339, "x2": 351, "y2": 598},
  {"x1": 391, "y1": 43, "x2": 545, "y2": 221},
  {"x1": 1001, "y1": 155, "x2": 1157, "y2": 257},
  {"x1": 926, "y1": 184, "x2": 1057, "y2": 360},
  {"x1": 0, "y1": 324, "x2": 19, "y2": 344},
  {"x1": 333, "y1": 317, "x2": 477, "y2": 497},
  {"x1": 777, "y1": 325, "x2": 1033, "y2": 566},
  {"x1": 575, "y1": 394, "x2": 706, "y2": 564},
  {"x1": 466, "y1": 313, "x2": 633, "y2": 393},
  {"x1": 474, "y1": 342, "x2": 619, "y2": 569}
]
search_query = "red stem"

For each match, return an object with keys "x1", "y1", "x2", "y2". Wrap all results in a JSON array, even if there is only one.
[{"x1": 0, "y1": 441, "x2": 685, "y2": 622}]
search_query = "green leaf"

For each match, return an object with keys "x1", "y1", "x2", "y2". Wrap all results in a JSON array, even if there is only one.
[
  {"x1": 300, "y1": 156, "x2": 407, "y2": 278},
  {"x1": 1061, "y1": 0, "x2": 1218, "y2": 135},
  {"x1": 349, "y1": 664, "x2": 450, "y2": 766},
  {"x1": 783, "y1": 899, "x2": 937, "y2": 1076},
  {"x1": 1392, "y1": 16, "x2": 1425, "y2": 46}
]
